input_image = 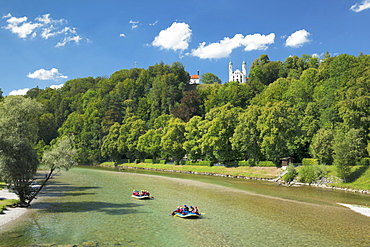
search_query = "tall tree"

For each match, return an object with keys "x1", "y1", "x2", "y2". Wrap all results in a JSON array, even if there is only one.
[
  {"x1": 171, "y1": 90, "x2": 203, "y2": 122},
  {"x1": 0, "y1": 96, "x2": 43, "y2": 206},
  {"x1": 333, "y1": 128, "x2": 366, "y2": 181},
  {"x1": 200, "y1": 104, "x2": 242, "y2": 162},
  {"x1": 183, "y1": 116, "x2": 204, "y2": 161},
  {"x1": 28, "y1": 136, "x2": 76, "y2": 205},
  {"x1": 160, "y1": 118, "x2": 186, "y2": 160},
  {"x1": 257, "y1": 101, "x2": 300, "y2": 164},
  {"x1": 231, "y1": 105, "x2": 262, "y2": 162}
]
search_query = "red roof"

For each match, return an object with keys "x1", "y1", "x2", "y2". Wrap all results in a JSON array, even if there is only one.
[{"x1": 191, "y1": 75, "x2": 199, "y2": 79}]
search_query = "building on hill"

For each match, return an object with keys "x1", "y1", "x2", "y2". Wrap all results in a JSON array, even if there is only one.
[
  {"x1": 229, "y1": 61, "x2": 247, "y2": 83},
  {"x1": 189, "y1": 71, "x2": 200, "y2": 84}
]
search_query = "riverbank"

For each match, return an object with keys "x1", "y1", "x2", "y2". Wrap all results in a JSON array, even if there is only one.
[
  {"x1": 98, "y1": 162, "x2": 370, "y2": 195},
  {"x1": 0, "y1": 189, "x2": 27, "y2": 228}
]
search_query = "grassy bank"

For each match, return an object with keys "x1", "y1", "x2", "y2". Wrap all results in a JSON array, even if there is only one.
[
  {"x1": 328, "y1": 165, "x2": 370, "y2": 191},
  {"x1": 0, "y1": 182, "x2": 20, "y2": 213},
  {"x1": 100, "y1": 162, "x2": 370, "y2": 192},
  {"x1": 104, "y1": 162, "x2": 282, "y2": 179}
]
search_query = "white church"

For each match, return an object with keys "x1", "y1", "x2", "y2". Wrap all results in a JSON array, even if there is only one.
[{"x1": 229, "y1": 61, "x2": 247, "y2": 83}]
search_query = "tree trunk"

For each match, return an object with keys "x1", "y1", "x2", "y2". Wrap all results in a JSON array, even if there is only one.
[{"x1": 27, "y1": 168, "x2": 55, "y2": 205}]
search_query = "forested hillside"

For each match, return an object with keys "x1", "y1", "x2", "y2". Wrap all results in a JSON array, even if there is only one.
[{"x1": 2, "y1": 53, "x2": 370, "y2": 180}]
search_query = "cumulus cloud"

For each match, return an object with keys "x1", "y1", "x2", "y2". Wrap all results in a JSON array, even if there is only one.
[
  {"x1": 285, "y1": 29, "x2": 311, "y2": 48},
  {"x1": 2, "y1": 13, "x2": 86, "y2": 47},
  {"x1": 191, "y1": 33, "x2": 275, "y2": 59},
  {"x1": 9, "y1": 88, "x2": 29, "y2": 96},
  {"x1": 49, "y1": 83, "x2": 64, "y2": 89},
  {"x1": 120, "y1": 33, "x2": 126, "y2": 37},
  {"x1": 152, "y1": 22, "x2": 192, "y2": 51},
  {"x1": 350, "y1": 0, "x2": 370, "y2": 12},
  {"x1": 27, "y1": 68, "x2": 68, "y2": 80}
]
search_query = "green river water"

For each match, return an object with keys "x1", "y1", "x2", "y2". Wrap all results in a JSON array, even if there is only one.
[{"x1": 0, "y1": 166, "x2": 369, "y2": 246}]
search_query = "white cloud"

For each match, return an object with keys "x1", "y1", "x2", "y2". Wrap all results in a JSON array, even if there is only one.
[
  {"x1": 2, "y1": 13, "x2": 86, "y2": 47},
  {"x1": 9, "y1": 88, "x2": 29, "y2": 96},
  {"x1": 285, "y1": 29, "x2": 311, "y2": 48},
  {"x1": 149, "y1": 20, "x2": 159, "y2": 26},
  {"x1": 152, "y1": 22, "x2": 192, "y2": 51},
  {"x1": 191, "y1": 33, "x2": 275, "y2": 59},
  {"x1": 120, "y1": 33, "x2": 126, "y2": 37},
  {"x1": 350, "y1": 0, "x2": 370, "y2": 12},
  {"x1": 55, "y1": 35, "x2": 82, "y2": 47},
  {"x1": 241, "y1": 33, "x2": 275, "y2": 51},
  {"x1": 2, "y1": 14, "x2": 41, "y2": 39},
  {"x1": 129, "y1": 20, "x2": 139, "y2": 29},
  {"x1": 27, "y1": 68, "x2": 68, "y2": 80},
  {"x1": 49, "y1": 83, "x2": 64, "y2": 89}
]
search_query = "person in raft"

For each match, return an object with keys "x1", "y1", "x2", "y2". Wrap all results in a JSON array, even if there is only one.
[
  {"x1": 170, "y1": 205, "x2": 200, "y2": 215},
  {"x1": 140, "y1": 190, "x2": 150, "y2": 196},
  {"x1": 133, "y1": 190, "x2": 139, "y2": 196}
]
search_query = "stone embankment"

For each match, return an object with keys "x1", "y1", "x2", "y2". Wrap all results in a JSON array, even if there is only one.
[{"x1": 100, "y1": 164, "x2": 370, "y2": 195}]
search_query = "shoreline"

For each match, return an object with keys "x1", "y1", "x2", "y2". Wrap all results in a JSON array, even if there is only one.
[
  {"x1": 114, "y1": 164, "x2": 369, "y2": 195},
  {"x1": 0, "y1": 189, "x2": 28, "y2": 228}
]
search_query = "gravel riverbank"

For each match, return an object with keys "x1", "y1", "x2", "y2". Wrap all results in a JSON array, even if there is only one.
[{"x1": 0, "y1": 189, "x2": 28, "y2": 228}]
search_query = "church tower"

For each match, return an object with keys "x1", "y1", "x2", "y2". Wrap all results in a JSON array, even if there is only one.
[
  {"x1": 229, "y1": 61, "x2": 247, "y2": 83},
  {"x1": 242, "y1": 61, "x2": 247, "y2": 83},
  {"x1": 229, "y1": 61, "x2": 233, "y2": 82}
]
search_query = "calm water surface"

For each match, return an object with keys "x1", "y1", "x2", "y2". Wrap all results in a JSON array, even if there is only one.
[{"x1": 0, "y1": 166, "x2": 369, "y2": 246}]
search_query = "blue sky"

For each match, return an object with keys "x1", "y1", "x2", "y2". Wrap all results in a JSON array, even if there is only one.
[{"x1": 1, "y1": 0, "x2": 370, "y2": 96}]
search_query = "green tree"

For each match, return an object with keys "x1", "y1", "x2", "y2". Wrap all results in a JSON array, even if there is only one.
[
  {"x1": 201, "y1": 72, "x2": 221, "y2": 84},
  {"x1": 333, "y1": 128, "x2": 366, "y2": 181},
  {"x1": 118, "y1": 116, "x2": 146, "y2": 159},
  {"x1": 137, "y1": 129, "x2": 162, "y2": 159},
  {"x1": 309, "y1": 128, "x2": 334, "y2": 165},
  {"x1": 257, "y1": 101, "x2": 300, "y2": 164},
  {"x1": 28, "y1": 136, "x2": 77, "y2": 205},
  {"x1": 160, "y1": 118, "x2": 186, "y2": 160},
  {"x1": 231, "y1": 105, "x2": 262, "y2": 162},
  {"x1": 200, "y1": 104, "x2": 242, "y2": 162},
  {"x1": 0, "y1": 96, "x2": 43, "y2": 206},
  {"x1": 183, "y1": 116, "x2": 204, "y2": 161},
  {"x1": 101, "y1": 123, "x2": 121, "y2": 161}
]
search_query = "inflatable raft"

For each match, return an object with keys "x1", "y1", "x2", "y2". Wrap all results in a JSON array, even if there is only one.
[
  {"x1": 132, "y1": 194, "x2": 151, "y2": 199},
  {"x1": 173, "y1": 212, "x2": 201, "y2": 218}
]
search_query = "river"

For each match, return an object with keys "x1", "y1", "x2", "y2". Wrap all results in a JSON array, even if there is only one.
[{"x1": 0, "y1": 166, "x2": 369, "y2": 246}]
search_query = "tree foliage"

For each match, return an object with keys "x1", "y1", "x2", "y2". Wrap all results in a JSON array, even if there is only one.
[
  {"x1": 0, "y1": 96, "x2": 43, "y2": 205},
  {"x1": 2, "y1": 55, "x2": 369, "y2": 183}
]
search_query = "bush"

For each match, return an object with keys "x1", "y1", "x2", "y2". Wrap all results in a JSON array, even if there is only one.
[
  {"x1": 282, "y1": 164, "x2": 297, "y2": 183},
  {"x1": 159, "y1": 160, "x2": 166, "y2": 164},
  {"x1": 298, "y1": 165, "x2": 327, "y2": 183},
  {"x1": 197, "y1": 161, "x2": 213, "y2": 167},
  {"x1": 238, "y1": 159, "x2": 258, "y2": 167},
  {"x1": 302, "y1": 158, "x2": 319, "y2": 166},
  {"x1": 258, "y1": 161, "x2": 276, "y2": 167},
  {"x1": 144, "y1": 159, "x2": 159, "y2": 164},
  {"x1": 185, "y1": 161, "x2": 197, "y2": 166}
]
